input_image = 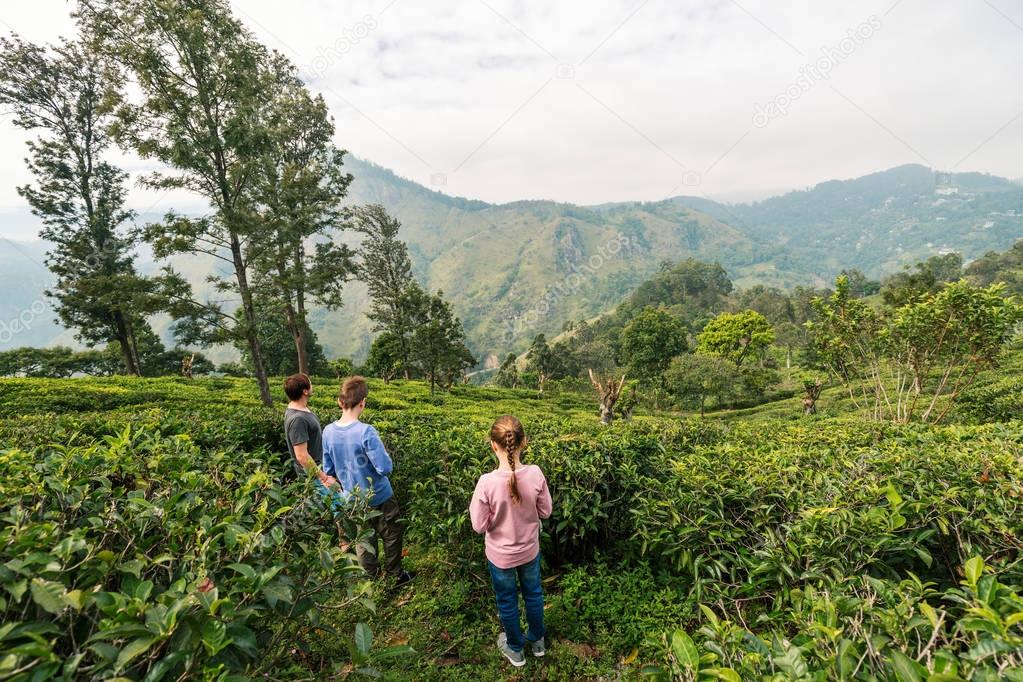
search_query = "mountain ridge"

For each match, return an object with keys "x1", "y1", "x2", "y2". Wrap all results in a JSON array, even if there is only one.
[{"x1": 3, "y1": 158, "x2": 1021, "y2": 365}]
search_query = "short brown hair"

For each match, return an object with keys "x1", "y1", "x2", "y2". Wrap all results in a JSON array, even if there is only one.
[
  {"x1": 284, "y1": 373, "x2": 311, "y2": 401},
  {"x1": 339, "y1": 375, "x2": 369, "y2": 409}
]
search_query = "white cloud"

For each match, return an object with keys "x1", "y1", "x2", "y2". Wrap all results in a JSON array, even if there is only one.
[{"x1": 1, "y1": 0, "x2": 1022, "y2": 239}]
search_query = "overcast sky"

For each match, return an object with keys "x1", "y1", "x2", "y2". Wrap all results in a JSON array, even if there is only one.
[{"x1": 1, "y1": 0, "x2": 1022, "y2": 241}]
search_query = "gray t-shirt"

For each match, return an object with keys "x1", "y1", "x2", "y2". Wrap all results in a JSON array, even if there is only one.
[{"x1": 284, "y1": 407, "x2": 323, "y2": 477}]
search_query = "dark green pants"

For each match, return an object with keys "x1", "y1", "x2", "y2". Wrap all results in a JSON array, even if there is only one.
[{"x1": 357, "y1": 497, "x2": 404, "y2": 577}]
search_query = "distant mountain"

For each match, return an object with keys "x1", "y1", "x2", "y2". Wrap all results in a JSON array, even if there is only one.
[
  {"x1": 324, "y1": 156, "x2": 786, "y2": 364},
  {"x1": 672, "y1": 164, "x2": 1023, "y2": 277},
  {"x1": 2, "y1": 159, "x2": 1020, "y2": 365}
]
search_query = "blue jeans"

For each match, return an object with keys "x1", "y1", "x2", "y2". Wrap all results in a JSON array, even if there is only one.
[
  {"x1": 315, "y1": 479, "x2": 347, "y2": 514},
  {"x1": 487, "y1": 553, "x2": 546, "y2": 652}
]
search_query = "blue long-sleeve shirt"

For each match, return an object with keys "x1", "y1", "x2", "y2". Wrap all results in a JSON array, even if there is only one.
[{"x1": 321, "y1": 420, "x2": 394, "y2": 506}]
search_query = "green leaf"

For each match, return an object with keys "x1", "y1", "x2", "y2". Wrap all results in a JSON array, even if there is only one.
[
  {"x1": 29, "y1": 579, "x2": 66, "y2": 615},
  {"x1": 119, "y1": 559, "x2": 144, "y2": 578},
  {"x1": 141, "y1": 651, "x2": 186, "y2": 682},
  {"x1": 115, "y1": 636, "x2": 158, "y2": 672},
  {"x1": 355, "y1": 622, "x2": 372, "y2": 657},
  {"x1": 959, "y1": 617, "x2": 1001, "y2": 635},
  {"x1": 886, "y1": 484, "x2": 904, "y2": 507},
  {"x1": 227, "y1": 563, "x2": 255, "y2": 580},
  {"x1": 260, "y1": 581, "x2": 292, "y2": 606},
  {"x1": 964, "y1": 556, "x2": 984, "y2": 587},
  {"x1": 772, "y1": 642, "x2": 808, "y2": 678},
  {"x1": 670, "y1": 630, "x2": 700, "y2": 672},
  {"x1": 6, "y1": 580, "x2": 27, "y2": 601},
  {"x1": 64, "y1": 589, "x2": 85, "y2": 611},
  {"x1": 920, "y1": 602, "x2": 938, "y2": 629},
  {"x1": 698, "y1": 604, "x2": 719, "y2": 627},
  {"x1": 891, "y1": 650, "x2": 923, "y2": 682}
]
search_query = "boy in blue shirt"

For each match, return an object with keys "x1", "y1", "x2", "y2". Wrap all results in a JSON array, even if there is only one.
[{"x1": 323, "y1": 376, "x2": 414, "y2": 586}]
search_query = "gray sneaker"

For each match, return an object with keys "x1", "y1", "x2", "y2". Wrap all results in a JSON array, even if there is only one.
[
  {"x1": 530, "y1": 637, "x2": 546, "y2": 657},
  {"x1": 497, "y1": 633, "x2": 526, "y2": 667}
]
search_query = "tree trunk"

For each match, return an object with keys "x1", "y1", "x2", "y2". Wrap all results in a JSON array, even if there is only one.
[
  {"x1": 283, "y1": 301, "x2": 308, "y2": 376},
  {"x1": 589, "y1": 369, "x2": 626, "y2": 425},
  {"x1": 399, "y1": 328, "x2": 411, "y2": 380},
  {"x1": 112, "y1": 309, "x2": 140, "y2": 376},
  {"x1": 125, "y1": 314, "x2": 143, "y2": 377},
  {"x1": 232, "y1": 236, "x2": 272, "y2": 407}
]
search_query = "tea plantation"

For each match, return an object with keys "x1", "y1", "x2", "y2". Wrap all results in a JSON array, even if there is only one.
[{"x1": 1, "y1": 376, "x2": 1022, "y2": 680}]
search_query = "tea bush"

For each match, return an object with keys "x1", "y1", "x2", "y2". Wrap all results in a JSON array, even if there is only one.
[
  {"x1": 0, "y1": 425, "x2": 380, "y2": 680},
  {"x1": 644, "y1": 557, "x2": 1023, "y2": 681},
  {"x1": 2, "y1": 375, "x2": 1023, "y2": 679}
]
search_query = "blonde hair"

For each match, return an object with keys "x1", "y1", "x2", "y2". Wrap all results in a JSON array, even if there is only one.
[{"x1": 490, "y1": 415, "x2": 526, "y2": 504}]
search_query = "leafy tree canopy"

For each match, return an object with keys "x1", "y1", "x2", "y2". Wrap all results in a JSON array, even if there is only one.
[{"x1": 696, "y1": 310, "x2": 775, "y2": 366}]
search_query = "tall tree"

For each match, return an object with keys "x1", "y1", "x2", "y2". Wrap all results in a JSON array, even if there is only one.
[
  {"x1": 663, "y1": 353, "x2": 741, "y2": 417},
  {"x1": 838, "y1": 269, "x2": 881, "y2": 297},
  {"x1": 235, "y1": 295, "x2": 329, "y2": 377},
  {"x1": 364, "y1": 331, "x2": 404, "y2": 383},
  {"x1": 493, "y1": 353, "x2": 520, "y2": 388},
  {"x1": 697, "y1": 310, "x2": 775, "y2": 367},
  {"x1": 620, "y1": 307, "x2": 688, "y2": 382},
  {"x1": 966, "y1": 240, "x2": 1023, "y2": 296},
  {"x1": 0, "y1": 35, "x2": 158, "y2": 375},
  {"x1": 246, "y1": 54, "x2": 354, "y2": 375},
  {"x1": 525, "y1": 333, "x2": 560, "y2": 397},
  {"x1": 407, "y1": 285, "x2": 475, "y2": 393},
  {"x1": 354, "y1": 204, "x2": 416, "y2": 378},
  {"x1": 79, "y1": 0, "x2": 278, "y2": 405},
  {"x1": 881, "y1": 252, "x2": 963, "y2": 306},
  {"x1": 810, "y1": 276, "x2": 1021, "y2": 422}
]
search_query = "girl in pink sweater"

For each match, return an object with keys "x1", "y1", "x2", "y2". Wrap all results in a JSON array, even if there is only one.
[{"x1": 469, "y1": 415, "x2": 553, "y2": 668}]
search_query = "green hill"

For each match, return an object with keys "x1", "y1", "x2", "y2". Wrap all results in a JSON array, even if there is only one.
[
  {"x1": 320, "y1": 157, "x2": 790, "y2": 364},
  {"x1": 3, "y1": 159, "x2": 1020, "y2": 364},
  {"x1": 674, "y1": 164, "x2": 1023, "y2": 277}
]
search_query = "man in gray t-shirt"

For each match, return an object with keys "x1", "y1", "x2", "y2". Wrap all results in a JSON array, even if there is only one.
[
  {"x1": 282, "y1": 374, "x2": 335, "y2": 489},
  {"x1": 285, "y1": 407, "x2": 323, "y2": 477}
]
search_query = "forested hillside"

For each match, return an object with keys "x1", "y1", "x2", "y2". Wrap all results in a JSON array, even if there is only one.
[
  {"x1": 3, "y1": 158, "x2": 1020, "y2": 363},
  {"x1": 676, "y1": 164, "x2": 1023, "y2": 277}
]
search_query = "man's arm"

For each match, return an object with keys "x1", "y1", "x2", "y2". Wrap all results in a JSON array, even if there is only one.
[{"x1": 293, "y1": 441, "x2": 336, "y2": 488}]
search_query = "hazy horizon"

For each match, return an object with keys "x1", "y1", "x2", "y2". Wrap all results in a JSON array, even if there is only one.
[{"x1": 1, "y1": 0, "x2": 1022, "y2": 241}]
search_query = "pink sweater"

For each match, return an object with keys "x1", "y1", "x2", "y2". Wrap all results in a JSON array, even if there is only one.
[{"x1": 469, "y1": 464, "x2": 553, "y2": 569}]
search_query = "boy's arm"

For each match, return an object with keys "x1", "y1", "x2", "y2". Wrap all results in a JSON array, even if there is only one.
[
  {"x1": 320, "y1": 440, "x2": 337, "y2": 483},
  {"x1": 536, "y1": 472, "x2": 553, "y2": 519},
  {"x1": 364, "y1": 426, "x2": 394, "y2": 477},
  {"x1": 468, "y1": 479, "x2": 491, "y2": 534}
]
